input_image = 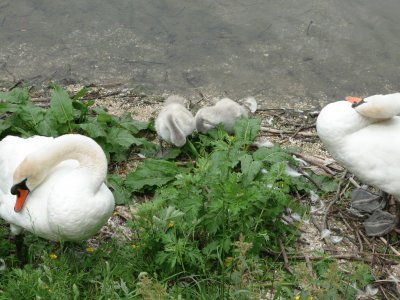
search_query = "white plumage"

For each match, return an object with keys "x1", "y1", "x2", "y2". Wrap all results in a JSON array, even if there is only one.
[
  {"x1": 316, "y1": 93, "x2": 400, "y2": 199},
  {"x1": 0, "y1": 134, "x2": 115, "y2": 240},
  {"x1": 155, "y1": 95, "x2": 195, "y2": 147},
  {"x1": 195, "y1": 98, "x2": 248, "y2": 134}
]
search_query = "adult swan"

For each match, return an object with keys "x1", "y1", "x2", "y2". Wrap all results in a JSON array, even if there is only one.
[
  {"x1": 316, "y1": 93, "x2": 400, "y2": 199},
  {"x1": 0, "y1": 134, "x2": 115, "y2": 241}
]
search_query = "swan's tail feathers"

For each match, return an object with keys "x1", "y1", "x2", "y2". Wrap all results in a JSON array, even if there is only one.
[{"x1": 243, "y1": 96, "x2": 258, "y2": 113}]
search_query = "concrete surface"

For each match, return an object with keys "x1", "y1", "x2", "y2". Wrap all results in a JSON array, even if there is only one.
[{"x1": 1, "y1": 0, "x2": 400, "y2": 108}]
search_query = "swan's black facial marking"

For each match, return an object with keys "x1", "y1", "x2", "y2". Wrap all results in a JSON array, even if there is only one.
[
  {"x1": 11, "y1": 178, "x2": 30, "y2": 213},
  {"x1": 11, "y1": 178, "x2": 29, "y2": 196},
  {"x1": 351, "y1": 99, "x2": 366, "y2": 108}
]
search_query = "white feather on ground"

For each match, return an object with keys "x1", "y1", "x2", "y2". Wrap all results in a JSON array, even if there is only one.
[{"x1": 243, "y1": 96, "x2": 258, "y2": 113}]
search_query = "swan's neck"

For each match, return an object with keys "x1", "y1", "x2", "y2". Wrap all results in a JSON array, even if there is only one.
[{"x1": 16, "y1": 134, "x2": 107, "y2": 191}]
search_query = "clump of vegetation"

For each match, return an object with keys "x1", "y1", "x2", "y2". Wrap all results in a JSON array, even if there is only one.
[
  {"x1": 0, "y1": 85, "x2": 156, "y2": 162},
  {"x1": 129, "y1": 119, "x2": 303, "y2": 277},
  {"x1": 0, "y1": 85, "x2": 374, "y2": 299}
]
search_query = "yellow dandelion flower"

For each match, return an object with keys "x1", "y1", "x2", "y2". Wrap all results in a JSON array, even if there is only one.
[
  {"x1": 49, "y1": 253, "x2": 58, "y2": 260},
  {"x1": 167, "y1": 222, "x2": 174, "y2": 229},
  {"x1": 86, "y1": 247, "x2": 95, "y2": 254},
  {"x1": 227, "y1": 136, "x2": 236, "y2": 143},
  {"x1": 131, "y1": 243, "x2": 139, "y2": 249},
  {"x1": 295, "y1": 296, "x2": 313, "y2": 300}
]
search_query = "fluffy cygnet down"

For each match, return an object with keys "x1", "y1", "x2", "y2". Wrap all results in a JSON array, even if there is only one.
[
  {"x1": 155, "y1": 95, "x2": 195, "y2": 147},
  {"x1": 195, "y1": 98, "x2": 248, "y2": 134}
]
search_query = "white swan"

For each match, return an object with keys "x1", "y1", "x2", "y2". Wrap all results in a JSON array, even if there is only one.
[
  {"x1": 155, "y1": 95, "x2": 195, "y2": 147},
  {"x1": 316, "y1": 94, "x2": 400, "y2": 199},
  {"x1": 0, "y1": 134, "x2": 115, "y2": 241},
  {"x1": 195, "y1": 98, "x2": 248, "y2": 134}
]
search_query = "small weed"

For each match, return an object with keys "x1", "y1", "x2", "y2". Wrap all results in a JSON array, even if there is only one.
[{"x1": 292, "y1": 256, "x2": 374, "y2": 300}]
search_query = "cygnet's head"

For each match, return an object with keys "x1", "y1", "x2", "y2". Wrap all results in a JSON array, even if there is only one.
[
  {"x1": 195, "y1": 98, "x2": 248, "y2": 134},
  {"x1": 195, "y1": 107, "x2": 217, "y2": 134},
  {"x1": 155, "y1": 95, "x2": 195, "y2": 147},
  {"x1": 165, "y1": 95, "x2": 186, "y2": 106}
]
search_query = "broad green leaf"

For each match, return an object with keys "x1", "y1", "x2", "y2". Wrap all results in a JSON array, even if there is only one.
[
  {"x1": 107, "y1": 174, "x2": 132, "y2": 205},
  {"x1": 35, "y1": 114, "x2": 59, "y2": 136},
  {"x1": 234, "y1": 117, "x2": 261, "y2": 144},
  {"x1": 110, "y1": 150, "x2": 130, "y2": 163},
  {"x1": 119, "y1": 112, "x2": 149, "y2": 134},
  {"x1": 253, "y1": 145, "x2": 293, "y2": 165},
  {"x1": 125, "y1": 159, "x2": 179, "y2": 192},
  {"x1": 72, "y1": 87, "x2": 89, "y2": 100},
  {"x1": 93, "y1": 107, "x2": 113, "y2": 123},
  {"x1": 0, "y1": 88, "x2": 29, "y2": 104},
  {"x1": 19, "y1": 103, "x2": 46, "y2": 129},
  {"x1": 107, "y1": 127, "x2": 138, "y2": 148},
  {"x1": 240, "y1": 154, "x2": 263, "y2": 185},
  {"x1": 50, "y1": 85, "x2": 74, "y2": 124},
  {"x1": 79, "y1": 122, "x2": 107, "y2": 138}
]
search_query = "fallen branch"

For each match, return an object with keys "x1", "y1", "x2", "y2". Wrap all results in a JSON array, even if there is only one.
[
  {"x1": 260, "y1": 126, "x2": 317, "y2": 137},
  {"x1": 291, "y1": 123, "x2": 316, "y2": 138},
  {"x1": 294, "y1": 152, "x2": 339, "y2": 175}
]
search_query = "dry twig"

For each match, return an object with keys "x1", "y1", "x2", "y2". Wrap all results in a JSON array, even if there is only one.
[
  {"x1": 322, "y1": 171, "x2": 348, "y2": 230},
  {"x1": 379, "y1": 237, "x2": 400, "y2": 257},
  {"x1": 279, "y1": 239, "x2": 292, "y2": 274},
  {"x1": 294, "y1": 152, "x2": 338, "y2": 175},
  {"x1": 260, "y1": 126, "x2": 317, "y2": 137}
]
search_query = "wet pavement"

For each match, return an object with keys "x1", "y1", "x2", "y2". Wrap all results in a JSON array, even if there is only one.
[{"x1": 1, "y1": 0, "x2": 400, "y2": 108}]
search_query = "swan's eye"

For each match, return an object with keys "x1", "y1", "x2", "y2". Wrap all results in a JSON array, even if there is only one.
[
  {"x1": 351, "y1": 99, "x2": 366, "y2": 108},
  {"x1": 10, "y1": 178, "x2": 29, "y2": 195}
]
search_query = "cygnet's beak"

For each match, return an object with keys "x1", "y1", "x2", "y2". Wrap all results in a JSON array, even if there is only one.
[
  {"x1": 345, "y1": 96, "x2": 365, "y2": 108},
  {"x1": 10, "y1": 179, "x2": 30, "y2": 213}
]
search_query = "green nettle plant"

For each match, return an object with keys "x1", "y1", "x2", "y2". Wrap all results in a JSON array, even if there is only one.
[{"x1": 127, "y1": 119, "x2": 316, "y2": 279}]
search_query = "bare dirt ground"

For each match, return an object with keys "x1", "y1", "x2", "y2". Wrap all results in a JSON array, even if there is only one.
[{"x1": 2, "y1": 82, "x2": 400, "y2": 299}]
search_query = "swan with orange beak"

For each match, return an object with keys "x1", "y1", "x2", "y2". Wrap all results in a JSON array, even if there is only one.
[
  {"x1": 316, "y1": 93, "x2": 400, "y2": 200},
  {"x1": 0, "y1": 134, "x2": 115, "y2": 241}
]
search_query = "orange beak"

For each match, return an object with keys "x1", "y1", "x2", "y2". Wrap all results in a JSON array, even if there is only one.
[
  {"x1": 14, "y1": 189, "x2": 29, "y2": 212},
  {"x1": 345, "y1": 96, "x2": 363, "y2": 104}
]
